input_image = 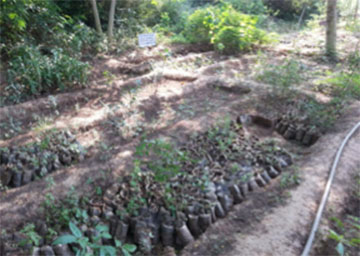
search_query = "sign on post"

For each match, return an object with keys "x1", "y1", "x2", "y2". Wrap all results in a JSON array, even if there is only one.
[{"x1": 138, "y1": 33, "x2": 156, "y2": 48}]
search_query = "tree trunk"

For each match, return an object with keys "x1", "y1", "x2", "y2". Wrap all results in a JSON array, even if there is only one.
[
  {"x1": 326, "y1": 0, "x2": 337, "y2": 58},
  {"x1": 90, "y1": 0, "x2": 102, "y2": 34},
  {"x1": 355, "y1": 0, "x2": 359, "y2": 20},
  {"x1": 108, "y1": 0, "x2": 116, "y2": 42}
]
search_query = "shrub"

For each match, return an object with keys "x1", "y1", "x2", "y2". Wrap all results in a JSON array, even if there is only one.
[
  {"x1": 326, "y1": 50, "x2": 360, "y2": 100},
  {"x1": 256, "y1": 58, "x2": 305, "y2": 94},
  {"x1": 6, "y1": 45, "x2": 88, "y2": 103},
  {"x1": 183, "y1": 6, "x2": 219, "y2": 44},
  {"x1": 183, "y1": 4, "x2": 270, "y2": 53}
]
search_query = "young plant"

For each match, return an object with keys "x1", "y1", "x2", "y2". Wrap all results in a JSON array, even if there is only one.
[
  {"x1": 328, "y1": 215, "x2": 360, "y2": 256},
  {"x1": 19, "y1": 224, "x2": 41, "y2": 247},
  {"x1": 115, "y1": 239, "x2": 137, "y2": 256},
  {"x1": 53, "y1": 222, "x2": 118, "y2": 256}
]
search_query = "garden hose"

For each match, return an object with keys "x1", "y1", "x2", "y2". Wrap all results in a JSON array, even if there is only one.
[{"x1": 301, "y1": 121, "x2": 360, "y2": 256}]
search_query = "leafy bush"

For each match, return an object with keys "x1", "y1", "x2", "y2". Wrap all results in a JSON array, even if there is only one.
[
  {"x1": 6, "y1": 45, "x2": 88, "y2": 103},
  {"x1": 183, "y1": 4, "x2": 270, "y2": 53},
  {"x1": 158, "y1": 0, "x2": 190, "y2": 32},
  {"x1": 183, "y1": 6, "x2": 219, "y2": 44},
  {"x1": 325, "y1": 50, "x2": 360, "y2": 100}
]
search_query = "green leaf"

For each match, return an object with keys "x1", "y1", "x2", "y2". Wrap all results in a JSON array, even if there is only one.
[
  {"x1": 328, "y1": 230, "x2": 342, "y2": 242},
  {"x1": 95, "y1": 225, "x2": 108, "y2": 233},
  {"x1": 349, "y1": 238, "x2": 360, "y2": 246},
  {"x1": 115, "y1": 239, "x2": 122, "y2": 247},
  {"x1": 123, "y1": 244, "x2": 136, "y2": 252},
  {"x1": 122, "y1": 248, "x2": 131, "y2": 256},
  {"x1": 330, "y1": 217, "x2": 344, "y2": 229},
  {"x1": 102, "y1": 233, "x2": 112, "y2": 239},
  {"x1": 8, "y1": 13, "x2": 17, "y2": 19},
  {"x1": 52, "y1": 235, "x2": 77, "y2": 245},
  {"x1": 99, "y1": 247, "x2": 105, "y2": 256},
  {"x1": 17, "y1": 19, "x2": 26, "y2": 29},
  {"x1": 69, "y1": 222, "x2": 82, "y2": 238},
  {"x1": 336, "y1": 242, "x2": 344, "y2": 256},
  {"x1": 102, "y1": 246, "x2": 117, "y2": 256}
]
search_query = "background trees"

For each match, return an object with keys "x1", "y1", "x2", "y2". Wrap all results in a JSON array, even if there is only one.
[{"x1": 1, "y1": 0, "x2": 358, "y2": 105}]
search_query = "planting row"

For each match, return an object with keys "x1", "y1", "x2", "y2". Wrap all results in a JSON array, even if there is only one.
[
  {"x1": 0, "y1": 117, "x2": 292, "y2": 255},
  {"x1": 0, "y1": 130, "x2": 85, "y2": 189}
]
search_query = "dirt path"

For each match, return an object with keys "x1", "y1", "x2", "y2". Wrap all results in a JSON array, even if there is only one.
[{"x1": 181, "y1": 102, "x2": 360, "y2": 256}]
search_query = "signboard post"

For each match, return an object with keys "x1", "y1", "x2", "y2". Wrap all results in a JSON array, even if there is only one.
[{"x1": 138, "y1": 33, "x2": 156, "y2": 48}]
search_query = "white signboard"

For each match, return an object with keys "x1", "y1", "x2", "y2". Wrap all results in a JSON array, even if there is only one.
[{"x1": 138, "y1": 33, "x2": 156, "y2": 48}]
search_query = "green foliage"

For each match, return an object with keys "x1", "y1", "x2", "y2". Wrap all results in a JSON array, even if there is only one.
[
  {"x1": 328, "y1": 215, "x2": 360, "y2": 256},
  {"x1": 325, "y1": 50, "x2": 360, "y2": 100},
  {"x1": 226, "y1": 0, "x2": 268, "y2": 15},
  {"x1": 157, "y1": 0, "x2": 190, "y2": 33},
  {"x1": 42, "y1": 189, "x2": 88, "y2": 232},
  {"x1": 183, "y1": 4, "x2": 270, "y2": 53},
  {"x1": 300, "y1": 97, "x2": 343, "y2": 131},
  {"x1": 6, "y1": 45, "x2": 88, "y2": 103},
  {"x1": 0, "y1": 0, "x2": 56, "y2": 45},
  {"x1": 264, "y1": 0, "x2": 322, "y2": 21},
  {"x1": 19, "y1": 224, "x2": 41, "y2": 247},
  {"x1": 183, "y1": 6, "x2": 218, "y2": 44},
  {"x1": 53, "y1": 222, "x2": 136, "y2": 256},
  {"x1": 115, "y1": 240, "x2": 137, "y2": 256},
  {"x1": 256, "y1": 58, "x2": 305, "y2": 94},
  {"x1": 280, "y1": 171, "x2": 301, "y2": 189},
  {"x1": 135, "y1": 138, "x2": 190, "y2": 183}
]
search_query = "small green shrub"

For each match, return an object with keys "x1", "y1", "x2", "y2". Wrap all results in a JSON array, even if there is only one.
[
  {"x1": 183, "y1": 4, "x2": 270, "y2": 53},
  {"x1": 326, "y1": 51, "x2": 360, "y2": 100},
  {"x1": 256, "y1": 58, "x2": 305, "y2": 93},
  {"x1": 6, "y1": 45, "x2": 88, "y2": 103},
  {"x1": 135, "y1": 138, "x2": 191, "y2": 183},
  {"x1": 19, "y1": 224, "x2": 41, "y2": 247},
  {"x1": 183, "y1": 6, "x2": 219, "y2": 44}
]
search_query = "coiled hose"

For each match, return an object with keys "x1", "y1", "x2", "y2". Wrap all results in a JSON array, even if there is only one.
[{"x1": 301, "y1": 121, "x2": 360, "y2": 256}]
